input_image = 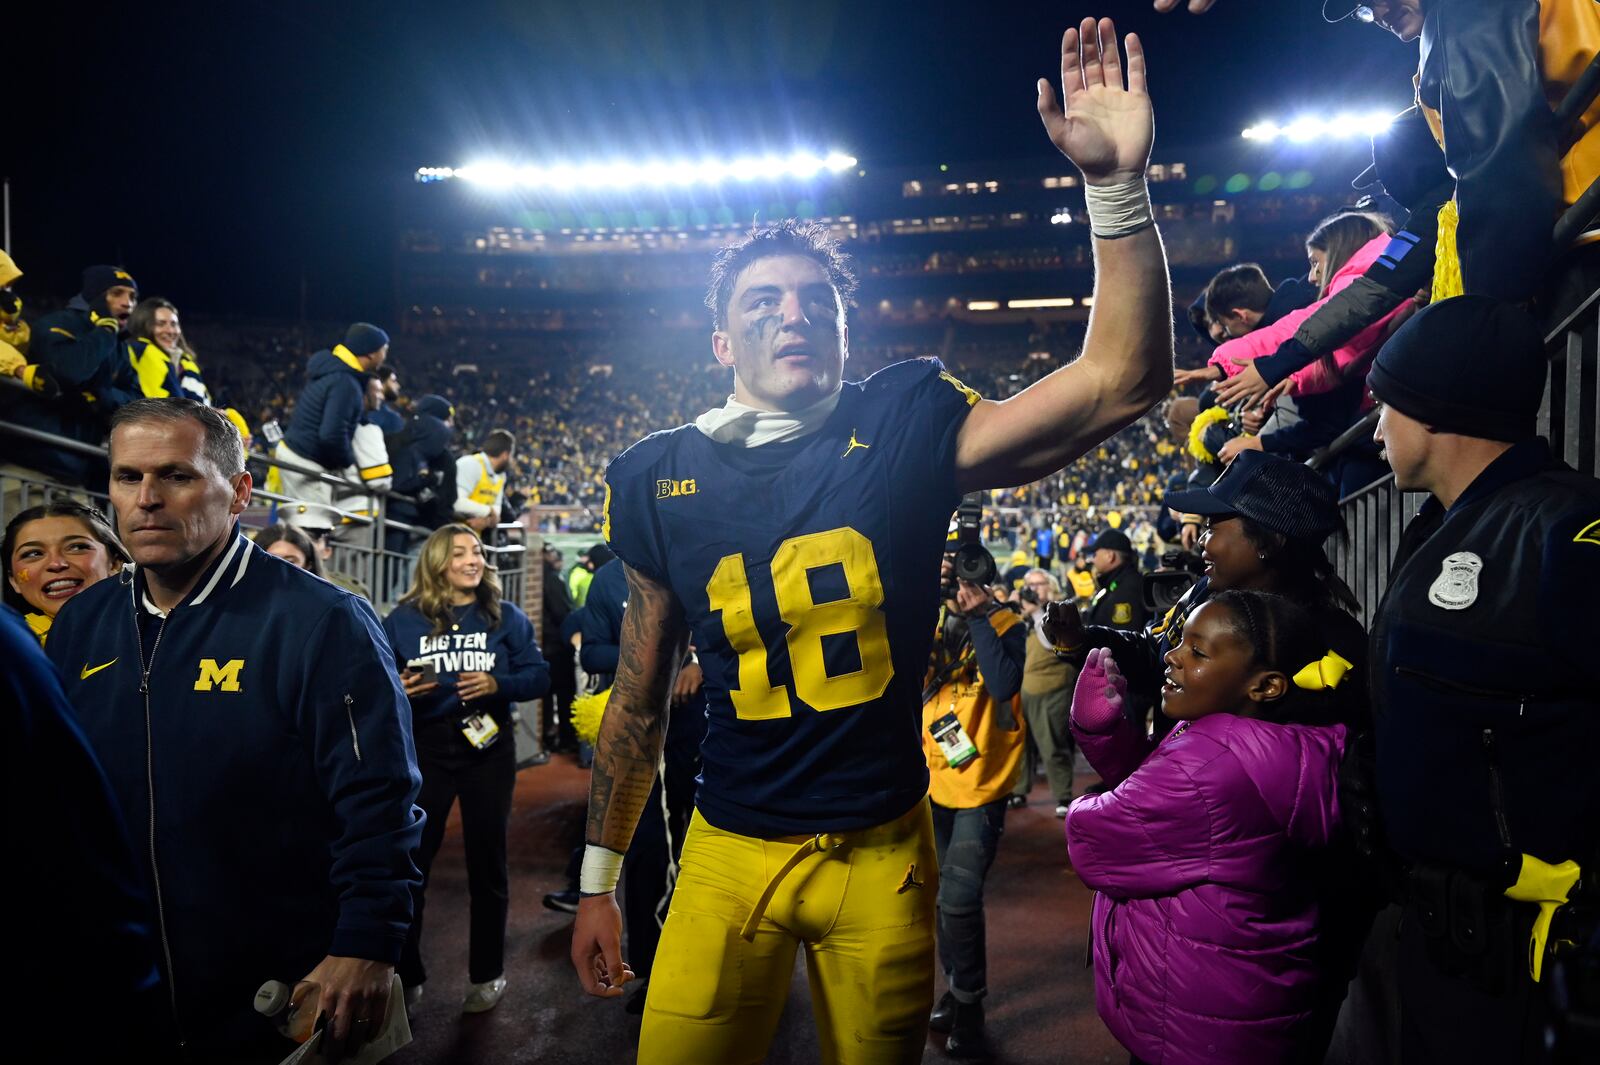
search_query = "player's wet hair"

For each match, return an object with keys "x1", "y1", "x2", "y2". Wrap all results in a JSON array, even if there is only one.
[{"x1": 706, "y1": 219, "x2": 858, "y2": 329}]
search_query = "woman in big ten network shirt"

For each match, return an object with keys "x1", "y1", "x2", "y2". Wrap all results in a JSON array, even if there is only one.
[{"x1": 383, "y1": 523, "x2": 549, "y2": 1015}]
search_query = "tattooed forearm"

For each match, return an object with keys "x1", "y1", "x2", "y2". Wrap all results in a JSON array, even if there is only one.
[{"x1": 586, "y1": 563, "x2": 689, "y2": 852}]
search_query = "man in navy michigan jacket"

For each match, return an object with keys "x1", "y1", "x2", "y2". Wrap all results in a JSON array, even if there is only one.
[{"x1": 48, "y1": 397, "x2": 424, "y2": 1062}]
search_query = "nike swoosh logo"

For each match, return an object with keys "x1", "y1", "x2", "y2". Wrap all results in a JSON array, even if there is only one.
[{"x1": 80, "y1": 658, "x2": 118, "y2": 679}]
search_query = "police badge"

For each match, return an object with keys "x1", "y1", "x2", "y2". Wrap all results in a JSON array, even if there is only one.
[{"x1": 1428, "y1": 551, "x2": 1483, "y2": 610}]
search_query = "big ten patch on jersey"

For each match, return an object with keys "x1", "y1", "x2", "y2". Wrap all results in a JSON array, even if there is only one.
[
  {"x1": 409, "y1": 630, "x2": 497, "y2": 676},
  {"x1": 602, "y1": 358, "x2": 982, "y2": 835}
]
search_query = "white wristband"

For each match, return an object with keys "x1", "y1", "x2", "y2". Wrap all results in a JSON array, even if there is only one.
[
  {"x1": 1083, "y1": 178, "x2": 1154, "y2": 239},
  {"x1": 580, "y1": 843, "x2": 625, "y2": 896}
]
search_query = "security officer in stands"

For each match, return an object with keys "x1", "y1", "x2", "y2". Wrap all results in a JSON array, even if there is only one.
[
  {"x1": 1081, "y1": 528, "x2": 1146, "y2": 632},
  {"x1": 1361, "y1": 296, "x2": 1600, "y2": 1063}
]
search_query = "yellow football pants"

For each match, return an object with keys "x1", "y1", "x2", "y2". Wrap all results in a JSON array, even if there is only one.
[{"x1": 638, "y1": 800, "x2": 939, "y2": 1065}]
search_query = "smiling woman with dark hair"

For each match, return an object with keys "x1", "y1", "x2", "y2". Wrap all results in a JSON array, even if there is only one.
[{"x1": 4, "y1": 501, "x2": 130, "y2": 644}]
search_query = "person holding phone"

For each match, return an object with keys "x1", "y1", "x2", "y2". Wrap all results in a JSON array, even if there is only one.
[{"x1": 382, "y1": 524, "x2": 550, "y2": 1015}]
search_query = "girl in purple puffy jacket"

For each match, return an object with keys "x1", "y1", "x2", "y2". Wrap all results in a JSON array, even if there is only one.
[{"x1": 1065, "y1": 590, "x2": 1351, "y2": 1065}]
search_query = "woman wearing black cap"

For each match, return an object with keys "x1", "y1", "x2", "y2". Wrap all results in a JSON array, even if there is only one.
[{"x1": 1042, "y1": 449, "x2": 1366, "y2": 737}]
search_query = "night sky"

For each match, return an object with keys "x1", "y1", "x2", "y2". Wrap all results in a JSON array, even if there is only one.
[{"x1": 14, "y1": 1, "x2": 1417, "y2": 323}]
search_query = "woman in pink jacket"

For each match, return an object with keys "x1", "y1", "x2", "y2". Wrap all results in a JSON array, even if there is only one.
[
  {"x1": 1206, "y1": 211, "x2": 1401, "y2": 398},
  {"x1": 1066, "y1": 591, "x2": 1350, "y2": 1065},
  {"x1": 1205, "y1": 212, "x2": 1417, "y2": 489}
]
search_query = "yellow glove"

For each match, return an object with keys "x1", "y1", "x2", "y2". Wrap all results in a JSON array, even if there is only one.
[
  {"x1": 1504, "y1": 853, "x2": 1581, "y2": 982},
  {"x1": 89, "y1": 310, "x2": 120, "y2": 332}
]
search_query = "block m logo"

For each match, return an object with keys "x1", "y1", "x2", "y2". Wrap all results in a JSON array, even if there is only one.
[{"x1": 194, "y1": 658, "x2": 245, "y2": 692}]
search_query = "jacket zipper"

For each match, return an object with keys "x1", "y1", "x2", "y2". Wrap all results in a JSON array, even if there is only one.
[
  {"x1": 1393, "y1": 666, "x2": 1530, "y2": 713},
  {"x1": 1481, "y1": 729, "x2": 1514, "y2": 850},
  {"x1": 346, "y1": 694, "x2": 362, "y2": 761},
  {"x1": 135, "y1": 599, "x2": 183, "y2": 1045}
]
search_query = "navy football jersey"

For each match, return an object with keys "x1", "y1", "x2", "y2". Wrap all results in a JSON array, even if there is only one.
[{"x1": 603, "y1": 358, "x2": 981, "y2": 837}]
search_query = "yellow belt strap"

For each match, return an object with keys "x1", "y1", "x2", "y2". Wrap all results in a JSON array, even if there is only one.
[
  {"x1": 1504, "y1": 853, "x2": 1582, "y2": 982},
  {"x1": 739, "y1": 833, "x2": 842, "y2": 941}
]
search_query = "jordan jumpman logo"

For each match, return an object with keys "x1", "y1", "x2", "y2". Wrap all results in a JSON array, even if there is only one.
[{"x1": 841, "y1": 429, "x2": 871, "y2": 459}]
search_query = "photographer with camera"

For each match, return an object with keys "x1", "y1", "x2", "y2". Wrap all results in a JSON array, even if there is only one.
[
  {"x1": 922, "y1": 542, "x2": 1027, "y2": 1059},
  {"x1": 1011, "y1": 570, "x2": 1080, "y2": 816}
]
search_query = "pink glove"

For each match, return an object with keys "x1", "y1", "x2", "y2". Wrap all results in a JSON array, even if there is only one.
[{"x1": 1071, "y1": 647, "x2": 1127, "y2": 733}]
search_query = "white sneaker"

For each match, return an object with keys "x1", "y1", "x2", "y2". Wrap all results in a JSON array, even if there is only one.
[
  {"x1": 1054, "y1": 803, "x2": 1071, "y2": 818},
  {"x1": 462, "y1": 976, "x2": 507, "y2": 1014},
  {"x1": 403, "y1": 983, "x2": 423, "y2": 1010}
]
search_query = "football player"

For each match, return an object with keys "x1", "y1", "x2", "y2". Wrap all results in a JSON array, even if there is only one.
[{"x1": 572, "y1": 18, "x2": 1173, "y2": 1064}]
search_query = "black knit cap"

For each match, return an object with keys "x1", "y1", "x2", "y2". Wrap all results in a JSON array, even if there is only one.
[
  {"x1": 414, "y1": 394, "x2": 453, "y2": 420},
  {"x1": 1367, "y1": 295, "x2": 1546, "y2": 443},
  {"x1": 1165, "y1": 450, "x2": 1343, "y2": 543},
  {"x1": 343, "y1": 322, "x2": 390, "y2": 357},
  {"x1": 81, "y1": 265, "x2": 138, "y2": 300}
]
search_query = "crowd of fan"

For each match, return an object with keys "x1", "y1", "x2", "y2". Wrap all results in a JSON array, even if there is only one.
[{"x1": 0, "y1": 251, "x2": 1198, "y2": 546}]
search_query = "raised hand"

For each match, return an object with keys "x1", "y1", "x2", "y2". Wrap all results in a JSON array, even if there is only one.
[
  {"x1": 1038, "y1": 597, "x2": 1088, "y2": 654},
  {"x1": 1071, "y1": 647, "x2": 1128, "y2": 732},
  {"x1": 1036, "y1": 17, "x2": 1153, "y2": 186}
]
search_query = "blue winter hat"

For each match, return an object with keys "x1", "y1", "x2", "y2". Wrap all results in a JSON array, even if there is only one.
[
  {"x1": 343, "y1": 322, "x2": 390, "y2": 357},
  {"x1": 414, "y1": 394, "x2": 454, "y2": 421},
  {"x1": 1165, "y1": 450, "x2": 1343, "y2": 543}
]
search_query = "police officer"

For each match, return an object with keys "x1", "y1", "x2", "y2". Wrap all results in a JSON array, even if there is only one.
[
  {"x1": 1365, "y1": 296, "x2": 1600, "y2": 1063},
  {"x1": 1081, "y1": 528, "x2": 1146, "y2": 632}
]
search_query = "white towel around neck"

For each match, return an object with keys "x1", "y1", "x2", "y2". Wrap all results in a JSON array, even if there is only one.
[{"x1": 693, "y1": 387, "x2": 841, "y2": 447}]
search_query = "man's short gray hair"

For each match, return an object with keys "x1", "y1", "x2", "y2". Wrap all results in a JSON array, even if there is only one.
[{"x1": 109, "y1": 398, "x2": 246, "y2": 476}]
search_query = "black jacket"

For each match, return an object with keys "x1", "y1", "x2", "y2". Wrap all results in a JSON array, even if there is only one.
[
  {"x1": 387, "y1": 411, "x2": 457, "y2": 526},
  {"x1": 1, "y1": 298, "x2": 136, "y2": 485},
  {"x1": 1082, "y1": 561, "x2": 1148, "y2": 632},
  {"x1": 1371, "y1": 439, "x2": 1600, "y2": 879},
  {"x1": 4, "y1": 606, "x2": 168, "y2": 1055},
  {"x1": 1418, "y1": 0, "x2": 1563, "y2": 302}
]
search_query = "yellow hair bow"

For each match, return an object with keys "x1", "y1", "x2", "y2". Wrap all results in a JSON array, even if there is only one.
[{"x1": 1292, "y1": 651, "x2": 1354, "y2": 691}]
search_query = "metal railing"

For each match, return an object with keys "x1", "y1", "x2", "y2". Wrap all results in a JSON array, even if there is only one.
[
  {"x1": 1317, "y1": 285, "x2": 1600, "y2": 613},
  {"x1": 0, "y1": 415, "x2": 527, "y2": 613}
]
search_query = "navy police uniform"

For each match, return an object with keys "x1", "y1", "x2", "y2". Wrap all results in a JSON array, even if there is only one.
[
  {"x1": 1371, "y1": 439, "x2": 1600, "y2": 1063},
  {"x1": 1081, "y1": 560, "x2": 1147, "y2": 632},
  {"x1": 602, "y1": 358, "x2": 979, "y2": 1064}
]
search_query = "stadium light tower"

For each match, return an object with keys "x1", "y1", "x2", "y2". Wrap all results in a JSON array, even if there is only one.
[
  {"x1": 414, "y1": 151, "x2": 859, "y2": 189},
  {"x1": 1241, "y1": 110, "x2": 1398, "y2": 144}
]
